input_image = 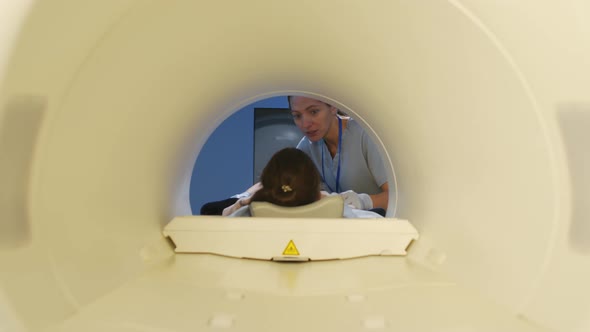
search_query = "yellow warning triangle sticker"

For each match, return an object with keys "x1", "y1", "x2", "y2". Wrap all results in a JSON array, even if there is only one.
[{"x1": 282, "y1": 240, "x2": 300, "y2": 256}]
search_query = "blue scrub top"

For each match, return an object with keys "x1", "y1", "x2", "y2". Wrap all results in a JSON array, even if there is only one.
[{"x1": 296, "y1": 118, "x2": 388, "y2": 195}]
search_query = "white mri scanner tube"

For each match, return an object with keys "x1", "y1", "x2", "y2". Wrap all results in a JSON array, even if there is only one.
[{"x1": 1, "y1": 1, "x2": 590, "y2": 331}]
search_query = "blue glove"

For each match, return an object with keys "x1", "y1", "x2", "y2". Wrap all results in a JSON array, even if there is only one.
[{"x1": 339, "y1": 190, "x2": 373, "y2": 210}]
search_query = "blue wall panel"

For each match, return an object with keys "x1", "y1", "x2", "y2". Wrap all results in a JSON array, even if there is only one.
[{"x1": 189, "y1": 96, "x2": 289, "y2": 214}]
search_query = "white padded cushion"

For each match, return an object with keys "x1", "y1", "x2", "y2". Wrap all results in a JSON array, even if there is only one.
[{"x1": 249, "y1": 195, "x2": 344, "y2": 218}]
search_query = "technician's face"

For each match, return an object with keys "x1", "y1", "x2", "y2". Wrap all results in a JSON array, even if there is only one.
[{"x1": 290, "y1": 96, "x2": 337, "y2": 142}]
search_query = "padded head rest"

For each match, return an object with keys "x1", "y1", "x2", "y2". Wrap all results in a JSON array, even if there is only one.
[{"x1": 249, "y1": 195, "x2": 344, "y2": 218}]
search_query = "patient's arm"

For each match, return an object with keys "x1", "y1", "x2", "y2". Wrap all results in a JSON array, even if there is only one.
[
  {"x1": 231, "y1": 182, "x2": 263, "y2": 199},
  {"x1": 222, "y1": 197, "x2": 252, "y2": 216},
  {"x1": 223, "y1": 182, "x2": 263, "y2": 216}
]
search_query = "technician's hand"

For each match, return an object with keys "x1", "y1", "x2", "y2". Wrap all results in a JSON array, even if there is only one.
[{"x1": 339, "y1": 190, "x2": 373, "y2": 210}]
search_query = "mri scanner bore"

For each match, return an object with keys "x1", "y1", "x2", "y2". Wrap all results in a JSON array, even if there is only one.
[
  {"x1": 3, "y1": 1, "x2": 590, "y2": 330},
  {"x1": 193, "y1": 95, "x2": 391, "y2": 217}
]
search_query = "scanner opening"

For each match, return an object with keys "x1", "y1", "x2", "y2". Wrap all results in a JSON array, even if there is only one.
[{"x1": 189, "y1": 93, "x2": 398, "y2": 218}]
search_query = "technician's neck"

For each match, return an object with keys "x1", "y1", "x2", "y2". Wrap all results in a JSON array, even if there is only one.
[{"x1": 325, "y1": 117, "x2": 348, "y2": 158}]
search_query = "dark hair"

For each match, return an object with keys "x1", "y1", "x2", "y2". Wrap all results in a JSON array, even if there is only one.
[{"x1": 251, "y1": 147, "x2": 321, "y2": 207}]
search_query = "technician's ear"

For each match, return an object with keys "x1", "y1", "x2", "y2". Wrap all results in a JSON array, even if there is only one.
[{"x1": 329, "y1": 105, "x2": 338, "y2": 116}]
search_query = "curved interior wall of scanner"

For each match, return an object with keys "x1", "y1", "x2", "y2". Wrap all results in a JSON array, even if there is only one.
[{"x1": 1, "y1": 1, "x2": 590, "y2": 331}]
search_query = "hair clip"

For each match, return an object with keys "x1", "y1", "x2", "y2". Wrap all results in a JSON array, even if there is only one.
[{"x1": 281, "y1": 185, "x2": 293, "y2": 192}]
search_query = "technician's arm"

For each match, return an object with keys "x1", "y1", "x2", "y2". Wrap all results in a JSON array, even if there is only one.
[{"x1": 370, "y1": 182, "x2": 389, "y2": 210}]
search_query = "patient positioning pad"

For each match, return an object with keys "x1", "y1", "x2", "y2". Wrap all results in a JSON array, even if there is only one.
[
  {"x1": 249, "y1": 195, "x2": 344, "y2": 218},
  {"x1": 163, "y1": 196, "x2": 418, "y2": 261}
]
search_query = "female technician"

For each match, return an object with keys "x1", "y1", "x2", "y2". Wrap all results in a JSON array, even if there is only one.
[{"x1": 289, "y1": 96, "x2": 389, "y2": 212}]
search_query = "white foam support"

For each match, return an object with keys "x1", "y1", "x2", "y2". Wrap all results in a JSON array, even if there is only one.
[{"x1": 163, "y1": 217, "x2": 418, "y2": 261}]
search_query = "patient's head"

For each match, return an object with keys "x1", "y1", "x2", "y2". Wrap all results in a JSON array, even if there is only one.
[{"x1": 252, "y1": 147, "x2": 321, "y2": 207}]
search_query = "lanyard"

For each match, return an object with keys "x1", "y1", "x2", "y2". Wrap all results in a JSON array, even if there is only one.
[{"x1": 321, "y1": 117, "x2": 342, "y2": 193}]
